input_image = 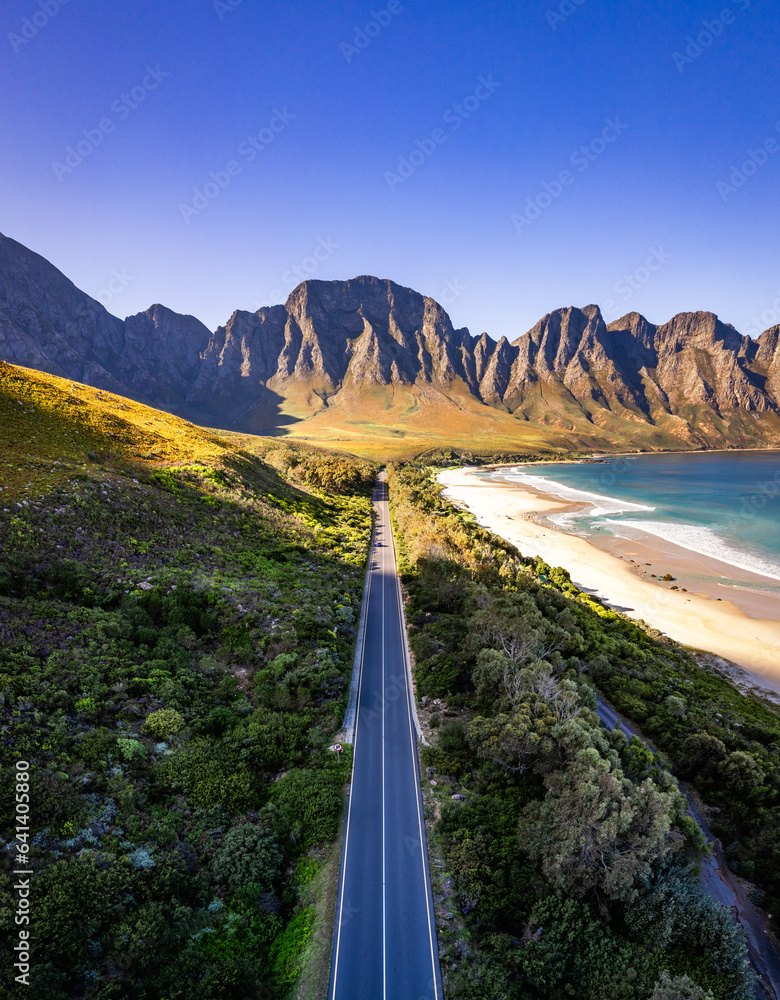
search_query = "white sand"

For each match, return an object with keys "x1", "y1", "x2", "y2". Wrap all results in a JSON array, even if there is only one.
[{"x1": 438, "y1": 468, "x2": 780, "y2": 692}]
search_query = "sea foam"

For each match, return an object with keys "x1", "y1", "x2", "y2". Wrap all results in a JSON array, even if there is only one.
[
  {"x1": 495, "y1": 468, "x2": 654, "y2": 523},
  {"x1": 494, "y1": 466, "x2": 780, "y2": 583},
  {"x1": 600, "y1": 518, "x2": 780, "y2": 583}
]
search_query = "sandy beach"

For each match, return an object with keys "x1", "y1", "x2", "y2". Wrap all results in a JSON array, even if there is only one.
[{"x1": 438, "y1": 468, "x2": 780, "y2": 693}]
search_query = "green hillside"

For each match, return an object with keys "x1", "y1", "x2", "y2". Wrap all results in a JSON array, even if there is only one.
[{"x1": 0, "y1": 362, "x2": 375, "y2": 999}]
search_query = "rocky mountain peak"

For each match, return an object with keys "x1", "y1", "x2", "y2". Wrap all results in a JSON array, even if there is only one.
[{"x1": 2, "y1": 234, "x2": 780, "y2": 449}]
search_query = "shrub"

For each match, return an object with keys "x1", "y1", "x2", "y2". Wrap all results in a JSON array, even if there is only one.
[
  {"x1": 718, "y1": 751, "x2": 765, "y2": 797},
  {"x1": 211, "y1": 823, "x2": 283, "y2": 894},
  {"x1": 270, "y1": 906, "x2": 315, "y2": 987},
  {"x1": 116, "y1": 738, "x2": 146, "y2": 761},
  {"x1": 75, "y1": 727, "x2": 117, "y2": 765},
  {"x1": 204, "y1": 706, "x2": 239, "y2": 735},
  {"x1": 664, "y1": 695, "x2": 687, "y2": 718},
  {"x1": 192, "y1": 770, "x2": 254, "y2": 812},
  {"x1": 267, "y1": 768, "x2": 342, "y2": 849},
  {"x1": 155, "y1": 741, "x2": 256, "y2": 811},
  {"x1": 143, "y1": 708, "x2": 185, "y2": 738},
  {"x1": 651, "y1": 972, "x2": 715, "y2": 999}
]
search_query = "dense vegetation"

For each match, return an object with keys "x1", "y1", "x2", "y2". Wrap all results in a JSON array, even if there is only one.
[
  {"x1": 0, "y1": 364, "x2": 375, "y2": 999},
  {"x1": 387, "y1": 462, "x2": 780, "y2": 1000}
]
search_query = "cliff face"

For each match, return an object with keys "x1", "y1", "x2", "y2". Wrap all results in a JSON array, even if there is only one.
[
  {"x1": 0, "y1": 235, "x2": 213, "y2": 412},
  {"x1": 0, "y1": 234, "x2": 127, "y2": 393},
  {"x1": 2, "y1": 232, "x2": 780, "y2": 450}
]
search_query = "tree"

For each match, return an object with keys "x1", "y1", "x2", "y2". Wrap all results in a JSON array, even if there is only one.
[
  {"x1": 650, "y1": 972, "x2": 715, "y2": 999},
  {"x1": 470, "y1": 592, "x2": 570, "y2": 669},
  {"x1": 105, "y1": 901, "x2": 192, "y2": 974},
  {"x1": 718, "y1": 750, "x2": 765, "y2": 797},
  {"x1": 519, "y1": 896, "x2": 641, "y2": 998},
  {"x1": 630, "y1": 862, "x2": 752, "y2": 992},
  {"x1": 472, "y1": 647, "x2": 512, "y2": 705},
  {"x1": 266, "y1": 768, "x2": 343, "y2": 849},
  {"x1": 466, "y1": 708, "x2": 557, "y2": 774},
  {"x1": 677, "y1": 733, "x2": 726, "y2": 781},
  {"x1": 664, "y1": 695, "x2": 687, "y2": 718},
  {"x1": 517, "y1": 746, "x2": 682, "y2": 903},
  {"x1": 628, "y1": 858, "x2": 714, "y2": 949},
  {"x1": 621, "y1": 735, "x2": 656, "y2": 781}
]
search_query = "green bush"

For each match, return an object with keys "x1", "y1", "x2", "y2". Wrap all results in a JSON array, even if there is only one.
[
  {"x1": 651, "y1": 972, "x2": 715, "y2": 999},
  {"x1": 267, "y1": 767, "x2": 343, "y2": 850},
  {"x1": 211, "y1": 823, "x2": 283, "y2": 894},
  {"x1": 155, "y1": 740, "x2": 256, "y2": 811},
  {"x1": 143, "y1": 708, "x2": 185, "y2": 738},
  {"x1": 116, "y1": 737, "x2": 146, "y2": 761},
  {"x1": 74, "y1": 727, "x2": 117, "y2": 765},
  {"x1": 270, "y1": 906, "x2": 315, "y2": 986}
]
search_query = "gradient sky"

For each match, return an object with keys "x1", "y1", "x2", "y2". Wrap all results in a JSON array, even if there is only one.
[{"x1": 1, "y1": 0, "x2": 779, "y2": 340}]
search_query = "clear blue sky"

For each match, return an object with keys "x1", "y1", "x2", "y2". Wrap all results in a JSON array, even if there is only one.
[{"x1": 1, "y1": 0, "x2": 779, "y2": 339}]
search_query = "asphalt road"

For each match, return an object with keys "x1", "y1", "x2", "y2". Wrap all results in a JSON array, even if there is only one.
[{"x1": 329, "y1": 475, "x2": 443, "y2": 1000}]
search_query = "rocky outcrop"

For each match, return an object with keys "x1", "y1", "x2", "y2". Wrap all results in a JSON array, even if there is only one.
[
  {"x1": 753, "y1": 325, "x2": 780, "y2": 405},
  {"x1": 0, "y1": 233, "x2": 127, "y2": 393},
  {"x1": 2, "y1": 231, "x2": 780, "y2": 448}
]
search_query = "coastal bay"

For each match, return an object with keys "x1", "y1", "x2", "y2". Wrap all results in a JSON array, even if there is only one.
[{"x1": 438, "y1": 466, "x2": 780, "y2": 692}]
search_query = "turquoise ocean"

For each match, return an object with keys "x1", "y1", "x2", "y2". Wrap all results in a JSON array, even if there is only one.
[{"x1": 484, "y1": 451, "x2": 780, "y2": 594}]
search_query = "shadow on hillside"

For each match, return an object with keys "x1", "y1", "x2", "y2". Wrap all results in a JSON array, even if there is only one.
[{"x1": 201, "y1": 386, "x2": 302, "y2": 436}]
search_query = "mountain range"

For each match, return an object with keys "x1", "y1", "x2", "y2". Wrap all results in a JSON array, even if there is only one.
[{"x1": 2, "y1": 232, "x2": 780, "y2": 457}]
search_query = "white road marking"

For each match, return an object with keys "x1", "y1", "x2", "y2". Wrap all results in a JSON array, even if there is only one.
[
  {"x1": 331, "y1": 485, "x2": 439, "y2": 999},
  {"x1": 389, "y1": 498, "x2": 441, "y2": 1000},
  {"x1": 381, "y1": 504, "x2": 387, "y2": 1000},
  {"x1": 329, "y1": 492, "x2": 376, "y2": 999}
]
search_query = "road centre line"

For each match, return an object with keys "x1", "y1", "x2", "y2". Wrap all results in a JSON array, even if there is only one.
[
  {"x1": 329, "y1": 492, "x2": 377, "y2": 998},
  {"x1": 382, "y1": 507, "x2": 387, "y2": 1000},
  {"x1": 390, "y1": 506, "x2": 440, "y2": 1000}
]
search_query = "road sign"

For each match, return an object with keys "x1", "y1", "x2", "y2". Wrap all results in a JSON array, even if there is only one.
[{"x1": 333, "y1": 743, "x2": 343, "y2": 752}]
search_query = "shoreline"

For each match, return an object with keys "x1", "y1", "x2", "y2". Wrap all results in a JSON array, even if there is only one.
[
  {"x1": 481, "y1": 446, "x2": 780, "y2": 462},
  {"x1": 438, "y1": 468, "x2": 780, "y2": 694},
  {"x1": 469, "y1": 445, "x2": 780, "y2": 471}
]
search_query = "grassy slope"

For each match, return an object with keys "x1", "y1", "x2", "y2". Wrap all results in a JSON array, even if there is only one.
[
  {"x1": 5, "y1": 357, "x2": 776, "y2": 466},
  {"x1": 268, "y1": 379, "x2": 780, "y2": 462},
  {"x1": 0, "y1": 362, "x2": 374, "y2": 1000},
  {"x1": 0, "y1": 361, "x2": 248, "y2": 490}
]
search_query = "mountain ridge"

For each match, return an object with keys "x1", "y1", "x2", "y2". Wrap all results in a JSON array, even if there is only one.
[{"x1": 2, "y1": 232, "x2": 780, "y2": 456}]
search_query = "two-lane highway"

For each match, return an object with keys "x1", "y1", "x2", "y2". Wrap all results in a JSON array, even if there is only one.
[{"x1": 329, "y1": 475, "x2": 442, "y2": 1000}]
